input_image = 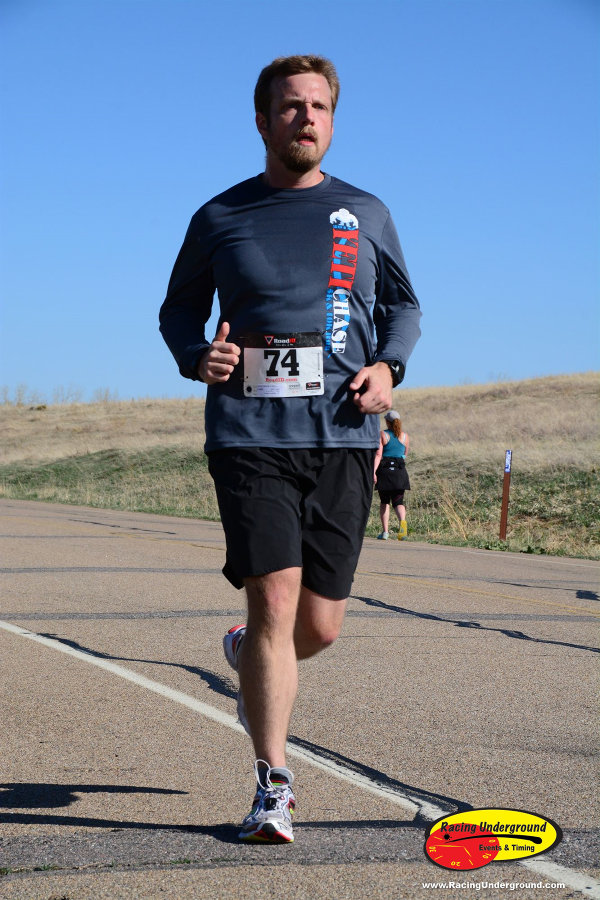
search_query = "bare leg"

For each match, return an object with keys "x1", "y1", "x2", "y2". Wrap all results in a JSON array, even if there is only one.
[
  {"x1": 395, "y1": 503, "x2": 408, "y2": 539},
  {"x1": 294, "y1": 585, "x2": 347, "y2": 660},
  {"x1": 237, "y1": 567, "x2": 301, "y2": 768},
  {"x1": 237, "y1": 574, "x2": 348, "y2": 764},
  {"x1": 394, "y1": 503, "x2": 406, "y2": 525},
  {"x1": 379, "y1": 502, "x2": 390, "y2": 533}
]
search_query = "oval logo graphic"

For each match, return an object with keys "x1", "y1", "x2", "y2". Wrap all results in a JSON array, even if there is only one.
[{"x1": 424, "y1": 808, "x2": 562, "y2": 871}]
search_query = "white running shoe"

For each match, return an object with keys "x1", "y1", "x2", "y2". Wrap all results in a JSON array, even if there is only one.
[
  {"x1": 239, "y1": 760, "x2": 295, "y2": 843},
  {"x1": 223, "y1": 625, "x2": 249, "y2": 734},
  {"x1": 223, "y1": 624, "x2": 246, "y2": 670},
  {"x1": 377, "y1": 531, "x2": 389, "y2": 540}
]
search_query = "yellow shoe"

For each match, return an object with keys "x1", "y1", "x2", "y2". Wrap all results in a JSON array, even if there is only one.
[{"x1": 398, "y1": 520, "x2": 407, "y2": 540}]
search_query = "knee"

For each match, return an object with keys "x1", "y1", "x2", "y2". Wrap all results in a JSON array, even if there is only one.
[
  {"x1": 312, "y1": 625, "x2": 339, "y2": 651},
  {"x1": 295, "y1": 619, "x2": 341, "y2": 659},
  {"x1": 245, "y1": 569, "x2": 301, "y2": 633}
]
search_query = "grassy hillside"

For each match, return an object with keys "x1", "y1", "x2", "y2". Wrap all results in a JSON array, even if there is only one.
[{"x1": 1, "y1": 373, "x2": 598, "y2": 559}]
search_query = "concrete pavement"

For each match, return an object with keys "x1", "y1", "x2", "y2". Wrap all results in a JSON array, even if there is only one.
[{"x1": 0, "y1": 499, "x2": 598, "y2": 899}]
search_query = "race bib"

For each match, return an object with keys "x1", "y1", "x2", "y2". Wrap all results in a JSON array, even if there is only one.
[{"x1": 243, "y1": 333, "x2": 324, "y2": 398}]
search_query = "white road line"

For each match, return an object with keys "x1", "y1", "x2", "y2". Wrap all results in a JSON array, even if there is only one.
[
  {"x1": 520, "y1": 858, "x2": 600, "y2": 899},
  {"x1": 1, "y1": 617, "x2": 597, "y2": 898}
]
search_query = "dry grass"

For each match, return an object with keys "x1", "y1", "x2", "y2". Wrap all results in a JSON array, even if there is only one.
[
  {"x1": 0, "y1": 397, "x2": 207, "y2": 464},
  {"x1": 394, "y1": 372, "x2": 599, "y2": 469},
  {"x1": 1, "y1": 373, "x2": 598, "y2": 558},
  {"x1": 2, "y1": 372, "x2": 596, "y2": 469}
]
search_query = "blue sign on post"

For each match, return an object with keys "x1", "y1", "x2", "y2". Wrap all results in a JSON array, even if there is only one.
[{"x1": 505, "y1": 450, "x2": 512, "y2": 473}]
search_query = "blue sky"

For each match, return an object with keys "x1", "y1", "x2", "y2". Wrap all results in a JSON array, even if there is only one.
[{"x1": 1, "y1": 0, "x2": 598, "y2": 403}]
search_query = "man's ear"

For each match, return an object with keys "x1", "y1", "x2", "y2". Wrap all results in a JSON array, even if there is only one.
[{"x1": 255, "y1": 111, "x2": 268, "y2": 142}]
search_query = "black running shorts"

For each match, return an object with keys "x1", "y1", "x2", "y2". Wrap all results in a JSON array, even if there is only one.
[
  {"x1": 378, "y1": 488, "x2": 406, "y2": 507},
  {"x1": 208, "y1": 447, "x2": 375, "y2": 600},
  {"x1": 376, "y1": 457, "x2": 410, "y2": 508}
]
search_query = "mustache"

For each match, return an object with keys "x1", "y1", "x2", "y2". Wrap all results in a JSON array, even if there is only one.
[{"x1": 294, "y1": 128, "x2": 318, "y2": 142}]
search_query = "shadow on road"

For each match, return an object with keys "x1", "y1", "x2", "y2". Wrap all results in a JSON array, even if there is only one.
[
  {"x1": 354, "y1": 596, "x2": 600, "y2": 654},
  {"x1": 0, "y1": 783, "x2": 186, "y2": 809},
  {"x1": 0, "y1": 807, "x2": 423, "y2": 844}
]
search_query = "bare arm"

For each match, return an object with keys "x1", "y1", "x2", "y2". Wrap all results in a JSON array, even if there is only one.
[{"x1": 373, "y1": 432, "x2": 384, "y2": 481}]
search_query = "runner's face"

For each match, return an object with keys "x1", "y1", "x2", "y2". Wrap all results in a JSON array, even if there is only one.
[{"x1": 257, "y1": 73, "x2": 334, "y2": 175}]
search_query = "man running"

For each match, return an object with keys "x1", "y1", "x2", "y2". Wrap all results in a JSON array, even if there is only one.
[{"x1": 159, "y1": 54, "x2": 421, "y2": 843}]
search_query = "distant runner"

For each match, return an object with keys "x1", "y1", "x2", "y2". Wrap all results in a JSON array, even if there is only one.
[{"x1": 375, "y1": 410, "x2": 411, "y2": 540}]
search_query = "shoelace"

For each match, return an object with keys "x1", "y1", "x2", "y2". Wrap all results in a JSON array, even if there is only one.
[{"x1": 253, "y1": 759, "x2": 293, "y2": 817}]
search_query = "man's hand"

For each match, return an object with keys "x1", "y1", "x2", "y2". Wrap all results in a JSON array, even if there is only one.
[
  {"x1": 349, "y1": 361, "x2": 393, "y2": 414},
  {"x1": 197, "y1": 321, "x2": 241, "y2": 385}
]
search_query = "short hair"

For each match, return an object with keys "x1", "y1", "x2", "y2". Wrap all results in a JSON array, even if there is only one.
[{"x1": 254, "y1": 55, "x2": 340, "y2": 120}]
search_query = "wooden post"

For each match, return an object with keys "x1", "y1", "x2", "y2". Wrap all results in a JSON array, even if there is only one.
[{"x1": 499, "y1": 450, "x2": 512, "y2": 540}]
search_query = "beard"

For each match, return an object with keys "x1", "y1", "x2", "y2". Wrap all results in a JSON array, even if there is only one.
[
  {"x1": 274, "y1": 142, "x2": 324, "y2": 173},
  {"x1": 267, "y1": 129, "x2": 330, "y2": 174}
]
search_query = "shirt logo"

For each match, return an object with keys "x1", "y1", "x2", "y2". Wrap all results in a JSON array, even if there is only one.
[{"x1": 324, "y1": 209, "x2": 359, "y2": 356}]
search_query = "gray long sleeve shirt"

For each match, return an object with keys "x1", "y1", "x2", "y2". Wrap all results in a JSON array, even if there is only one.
[{"x1": 159, "y1": 173, "x2": 421, "y2": 452}]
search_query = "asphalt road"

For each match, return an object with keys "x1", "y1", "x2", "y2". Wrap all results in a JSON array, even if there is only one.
[{"x1": 0, "y1": 498, "x2": 598, "y2": 900}]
